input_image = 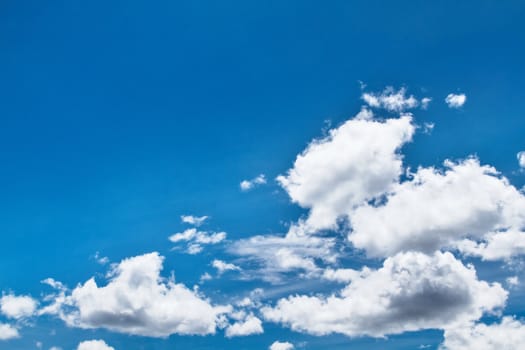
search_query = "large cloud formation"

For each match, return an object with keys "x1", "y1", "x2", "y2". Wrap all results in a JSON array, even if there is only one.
[
  {"x1": 262, "y1": 251, "x2": 506, "y2": 337},
  {"x1": 277, "y1": 112, "x2": 415, "y2": 233},
  {"x1": 258, "y1": 93, "x2": 525, "y2": 342},
  {"x1": 349, "y1": 158, "x2": 525, "y2": 258},
  {"x1": 44, "y1": 252, "x2": 228, "y2": 337},
  {"x1": 230, "y1": 110, "x2": 416, "y2": 281}
]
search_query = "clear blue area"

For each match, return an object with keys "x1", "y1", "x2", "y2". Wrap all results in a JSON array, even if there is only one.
[{"x1": 0, "y1": 1, "x2": 524, "y2": 349}]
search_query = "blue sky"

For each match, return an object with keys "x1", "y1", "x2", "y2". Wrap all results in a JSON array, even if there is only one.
[{"x1": 1, "y1": 1, "x2": 525, "y2": 349}]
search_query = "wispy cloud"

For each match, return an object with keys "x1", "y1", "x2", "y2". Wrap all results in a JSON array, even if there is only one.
[{"x1": 181, "y1": 215, "x2": 209, "y2": 226}]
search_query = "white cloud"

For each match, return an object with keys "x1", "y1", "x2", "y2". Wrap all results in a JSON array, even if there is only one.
[
  {"x1": 49, "y1": 347, "x2": 62, "y2": 350},
  {"x1": 169, "y1": 228, "x2": 226, "y2": 254},
  {"x1": 517, "y1": 151, "x2": 525, "y2": 168},
  {"x1": 181, "y1": 215, "x2": 209, "y2": 226},
  {"x1": 225, "y1": 314, "x2": 263, "y2": 337},
  {"x1": 0, "y1": 323, "x2": 19, "y2": 340},
  {"x1": 199, "y1": 272, "x2": 212, "y2": 283},
  {"x1": 0, "y1": 294, "x2": 37, "y2": 319},
  {"x1": 277, "y1": 113, "x2": 415, "y2": 232},
  {"x1": 43, "y1": 252, "x2": 229, "y2": 337},
  {"x1": 269, "y1": 341, "x2": 295, "y2": 350},
  {"x1": 94, "y1": 252, "x2": 109, "y2": 265},
  {"x1": 361, "y1": 87, "x2": 419, "y2": 112},
  {"x1": 240, "y1": 174, "x2": 267, "y2": 191},
  {"x1": 455, "y1": 229, "x2": 525, "y2": 261},
  {"x1": 441, "y1": 317, "x2": 525, "y2": 350},
  {"x1": 77, "y1": 340, "x2": 114, "y2": 350},
  {"x1": 321, "y1": 267, "x2": 371, "y2": 284},
  {"x1": 506, "y1": 276, "x2": 519, "y2": 287},
  {"x1": 212, "y1": 260, "x2": 240, "y2": 275},
  {"x1": 169, "y1": 228, "x2": 197, "y2": 243},
  {"x1": 421, "y1": 97, "x2": 432, "y2": 109},
  {"x1": 262, "y1": 251, "x2": 507, "y2": 338},
  {"x1": 445, "y1": 93, "x2": 467, "y2": 108},
  {"x1": 231, "y1": 232, "x2": 336, "y2": 282},
  {"x1": 349, "y1": 158, "x2": 525, "y2": 258}
]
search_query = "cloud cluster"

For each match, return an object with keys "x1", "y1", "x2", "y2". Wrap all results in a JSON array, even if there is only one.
[
  {"x1": 43, "y1": 253, "x2": 228, "y2": 337},
  {"x1": 263, "y1": 251, "x2": 506, "y2": 337},
  {"x1": 255, "y1": 88, "x2": 525, "y2": 343},
  {"x1": 5, "y1": 86, "x2": 523, "y2": 348}
]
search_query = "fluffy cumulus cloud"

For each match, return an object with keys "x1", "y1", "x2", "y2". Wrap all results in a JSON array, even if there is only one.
[
  {"x1": 225, "y1": 314, "x2": 263, "y2": 337},
  {"x1": 361, "y1": 87, "x2": 419, "y2": 112},
  {"x1": 0, "y1": 294, "x2": 37, "y2": 319},
  {"x1": 43, "y1": 253, "x2": 229, "y2": 337},
  {"x1": 0, "y1": 323, "x2": 19, "y2": 340},
  {"x1": 77, "y1": 340, "x2": 115, "y2": 350},
  {"x1": 277, "y1": 112, "x2": 415, "y2": 232},
  {"x1": 262, "y1": 251, "x2": 507, "y2": 337},
  {"x1": 349, "y1": 158, "x2": 525, "y2": 258},
  {"x1": 240, "y1": 174, "x2": 267, "y2": 191},
  {"x1": 445, "y1": 93, "x2": 467, "y2": 108},
  {"x1": 269, "y1": 341, "x2": 295, "y2": 350},
  {"x1": 440, "y1": 317, "x2": 525, "y2": 350},
  {"x1": 455, "y1": 229, "x2": 525, "y2": 261}
]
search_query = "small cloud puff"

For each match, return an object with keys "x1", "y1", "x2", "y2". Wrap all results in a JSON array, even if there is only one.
[
  {"x1": 212, "y1": 260, "x2": 241, "y2": 275},
  {"x1": 445, "y1": 93, "x2": 467, "y2": 108},
  {"x1": 421, "y1": 97, "x2": 432, "y2": 110},
  {"x1": 77, "y1": 340, "x2": 114, "y2": 350},
  {"x1": 0, "y1": 323, "x2": 19, "y2": 340},
  {"x1": 361, "y1": 87, "x2": 419, "y2": 112},
  {"x1": 225, "y1": 314, "x2": 263, "y2": 337},
  {"x1": 517, "y1": 151, "x2": 525, "y2": 168},
  {"x1": 0, "y1": 294, "x2": 37, "y2": 319},
  {"x1": 240, "y1": 175, "x2": 267, "y2": 191},
  {"x1": 269, "y1": 341, "x2": 294, "y2": 350},
  {"x1": 181, "y1": 215, "x2": 209, "y2": 226}
]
